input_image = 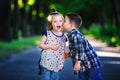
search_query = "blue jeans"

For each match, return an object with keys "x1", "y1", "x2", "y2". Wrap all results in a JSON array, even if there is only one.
[
  {"x1": 40, "y1": 66, "x2": 59, "y2": 80},
  {"x1": 77, "y1": 68, "x2": 103, "y2": 80}
]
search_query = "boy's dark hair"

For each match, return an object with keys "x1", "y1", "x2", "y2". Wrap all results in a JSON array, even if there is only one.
[{"x1": 66, "y1": 13, "x2": 82, "y2": 28}]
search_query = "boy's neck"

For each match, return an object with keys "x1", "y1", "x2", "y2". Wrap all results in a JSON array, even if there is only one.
[{"x1": 69, "y1": 26, "x2": 76, "y2": 32}]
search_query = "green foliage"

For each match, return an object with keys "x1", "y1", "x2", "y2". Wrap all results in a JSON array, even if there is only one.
[
  {"x1": 87, "y1": 24, "x2": 102, "y2": 38},
  {"x1": 27, "y1": 0, "x2": 35, "y2": 6},
  {"x1": 0, "y1": 36, "x2": 41, "y2": 60},
  {"x1": 87, "y1": 24, "x2": 120, "y2": 47},
  {"x1": 18, "y1": 0, "x2": 24, "y2": 8},
  {"x1": 102, "y1": 24, "x2": 117, "y2": 37}
]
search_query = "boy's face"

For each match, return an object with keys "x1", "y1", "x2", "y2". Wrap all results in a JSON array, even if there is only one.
[{"x1": 63, "y1": 16, "x2": 71, "y2": 32}]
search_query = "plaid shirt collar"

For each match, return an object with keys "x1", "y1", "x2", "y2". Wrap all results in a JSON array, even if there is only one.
[{"x1": 67, "y1": 29, "x2": 77, "y2": 37}]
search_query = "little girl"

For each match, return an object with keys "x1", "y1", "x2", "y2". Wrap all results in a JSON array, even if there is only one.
[{"x1": 38, "y1": 9, "x2": 66, "y2": 80}]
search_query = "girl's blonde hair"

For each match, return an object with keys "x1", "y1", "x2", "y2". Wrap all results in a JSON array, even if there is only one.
[{"x1": 47, "y1": 9, "x2": 64, "y2": 30}]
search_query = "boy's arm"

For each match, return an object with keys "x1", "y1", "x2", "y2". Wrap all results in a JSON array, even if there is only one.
[
  {"x1": 73, "y1": 35, "x2": 84, "y2": 61},
  {"x1": 73, "y1": 35, "x2": 84, "y2": 71}
]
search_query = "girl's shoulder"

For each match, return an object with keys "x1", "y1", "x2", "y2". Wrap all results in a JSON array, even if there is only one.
[{"x1": 42, "y1": 30, "x2": 50, "y2": 37}]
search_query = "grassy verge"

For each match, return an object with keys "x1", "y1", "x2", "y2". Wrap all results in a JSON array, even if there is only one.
[{"x1": 0, "y1": 36, "x2": 41, "y2": 60}]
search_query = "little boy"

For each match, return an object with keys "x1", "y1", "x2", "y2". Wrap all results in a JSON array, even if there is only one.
[{"x1": 63, "y1": 13, "x2": 103, "y2": 80}]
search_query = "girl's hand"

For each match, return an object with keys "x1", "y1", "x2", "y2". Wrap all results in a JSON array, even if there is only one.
[
  {"x1": 64, "y1": 52, "x2": 70, "y2": 59},
  {"x1": 51, "y1": 44, "x2": 59, "y2": 51}
]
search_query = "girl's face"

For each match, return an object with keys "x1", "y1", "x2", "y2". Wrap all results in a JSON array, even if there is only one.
[
  {"x1": 63, "y1": 16, "x2": 71, "y2": 32},
  {"x1": 51, "y1": 15, "x2": 63, "y2": 32}
]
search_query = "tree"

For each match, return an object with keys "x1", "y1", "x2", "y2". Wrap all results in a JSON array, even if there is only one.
[
  {"x1": 20, "y1": 0, "x2": 29, "y2": 37},
  {"x1": 0, "y1": 0, "x2": 12, "y2": 42},
  {"x1": 111, "y1": 0, "x2": 120, "y2": 27},
  {"x1": 34, "y1": 0, "x2": 48, "y2": 35},
  {"x1": 12, "y1": 0, "x2": 20, "y2": 40}
]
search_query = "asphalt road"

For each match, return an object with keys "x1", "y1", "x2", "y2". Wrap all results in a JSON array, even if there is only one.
[{"x1": 0, "y1": 38, "x2": 120, "y2": 80}]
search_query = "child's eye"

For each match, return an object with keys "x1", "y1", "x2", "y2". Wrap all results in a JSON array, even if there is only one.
[
  {"x1": 59, "y1": 20, "x2": 63, "y2": 22},
  {"x1": 53, "y1": 21, "x2": 57, "y2": 23}
]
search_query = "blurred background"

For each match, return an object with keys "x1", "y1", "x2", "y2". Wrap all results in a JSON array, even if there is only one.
[{"x1": 0, "y1": 0, "x2": 120, "y2": 60}]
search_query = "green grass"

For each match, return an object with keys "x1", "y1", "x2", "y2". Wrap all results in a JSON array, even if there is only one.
[{"x1": 0, "y1": 36, "x2": 41, "y2": 60}]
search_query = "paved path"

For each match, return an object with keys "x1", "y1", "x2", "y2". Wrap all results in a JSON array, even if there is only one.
[
  {"x1": 86, "y1": 38, "x2": 120, "y2": 80},
  {"x1": 0, "y1": 38, "x2": 120, "y2": 80}
]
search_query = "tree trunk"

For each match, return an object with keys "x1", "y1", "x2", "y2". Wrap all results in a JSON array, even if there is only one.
[
  {"x1": 111, "y1": 0, "x2": 120, "y2": 27},
  {"x1": 12, "y1": 0, "x2": 19, "y2": 40},
  {"x1": 0, "y1": 0, "x2": 12, "y2": 42},
  {"x1": 28, "y1": 6, "x2": 34, "y2": 36},
  {"x1": 34, "y1": 0, "x2": 41, "y2": 35},
  {"x1": 100, "y1": 6, "x2": 106, "y2": 28},
  {"x1": 21, "y1": 0, "x2": 28, "y2": 37}
]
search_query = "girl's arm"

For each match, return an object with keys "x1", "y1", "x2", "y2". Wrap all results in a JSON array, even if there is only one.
[
  {"x1": 39, "y1": 35, "x2": 59, "y2": 50},
  {"x1": 59, "y1": 42, "x2": 68, "y2": 70},
  {"x1": 39, "y1": 35, "x2": 51, "y2": 50},
  {"x1": 64, "y1": 42, "x2": 70, "y2": 59}
]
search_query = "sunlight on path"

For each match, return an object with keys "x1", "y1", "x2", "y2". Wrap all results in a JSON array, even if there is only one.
[
  {"x1": 103, "y1": 61, "x2": 120, "y2": 65},
  {"x1": 97, "y1": 51, "x2": 120, "y2": 58},
  {"x1": 97, "y1": 51, "x2": 120, "y2": 64}
]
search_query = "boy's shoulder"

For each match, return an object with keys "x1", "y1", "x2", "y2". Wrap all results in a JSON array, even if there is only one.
[{"x1": 73, "y1": 30, "x2": 84, "y2": 37}]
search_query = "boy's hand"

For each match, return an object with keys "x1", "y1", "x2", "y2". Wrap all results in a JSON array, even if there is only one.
[
  {"x1": 59, "y1": 65, "x2": 63, "y2": 70},
  {"x1": 74, "y1": 61, "x2": 81, "y2": 72}
]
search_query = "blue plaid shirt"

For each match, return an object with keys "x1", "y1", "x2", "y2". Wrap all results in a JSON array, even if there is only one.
[{"x1": 67, "y1": 29, "x2": 103, "y2": 72}]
